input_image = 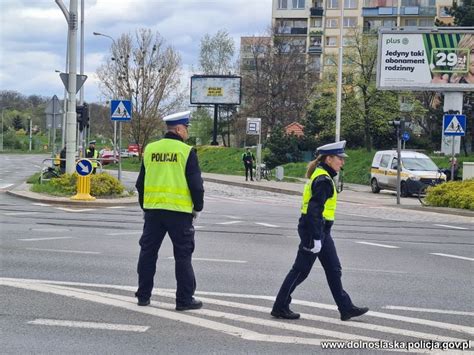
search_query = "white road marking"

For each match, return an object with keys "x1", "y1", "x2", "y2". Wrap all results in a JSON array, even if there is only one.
[
  {"x1": 25, "y1": 248, "x2": 100, "y2": 255},
  {"x1": 3, "y1": 278, "x2": 473, "y2": 338},
  {"x1": 55, "y1": 207, "x2": 96, "y2": 212},
  {"x1": 216, "y1": 221, "x2": 242, "y2": 225},
  {"x1": 2, "y1": 279, "x2": 323, "y2": 346},
  {"x1": 106, "y1": 230, "x2": 142, "y2": 236},
  {"x1": 430, "y1": 253, "x2": 474, "y2": 262},
  {"x1": 383, "y1": 306, "x2": 474, "y2": 316},
  {"x1": 0, "y1": 183, "x2": 13, "y2": 189},
  {"x1": 32, "y1": 203, "x2": 52, "y2": 207},
  {"x1": 28, "y1": 319, "x2": 149, "y2": 332},
  {"x1": 434, "y1": 224, "x2": 468, "y2": 230},
  {"x1": 223, "y1": 215, "x2": 242, "y2": 219},
  {"x1": 30, "y1": 228, "x2": 71, "y2": 232},
  {"x1": 194, "y1": 225, "x2": 204, "y2": 229},
  {"x1": 157, "y1": 290, "x2": 468, "y2": 343},
  {"x1": 105, "y1": 206, "x2": 126, "y2": 209},
  {"x1": 4, "y1": 212, "x2": 39, "y2": 216},
  {"x1": 167, "y1": 257, "x2": 247, "y2": 264},
  {"x1": 356, "y1": 241, "x2": 400, "y2": 249},
  {"x1": 19, "y1": 237, "x2": 74, "y2": 242},
  {"x1": 255, "y1": 222, "x2": 279, "y2": 228}
]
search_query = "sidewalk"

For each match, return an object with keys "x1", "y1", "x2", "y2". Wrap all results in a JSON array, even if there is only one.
[{"x1": 6, "y1": 172, "x2": 474, "y2": 217}]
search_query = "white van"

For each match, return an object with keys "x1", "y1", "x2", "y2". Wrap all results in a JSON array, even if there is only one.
[{"x1": 370, "y1": 150, "x2": 446, "y2": 196}]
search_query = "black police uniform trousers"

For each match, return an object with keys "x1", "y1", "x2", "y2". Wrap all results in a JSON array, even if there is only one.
[
  {"x1": 135, "y1": 209, "x2": 196, "y2": 306},
  {"x1": 244, "y1": 162, "x2": 253, "y2": 180},
  {"x1": 273, "y1": 219, "x2": 353, "y2": 313}
]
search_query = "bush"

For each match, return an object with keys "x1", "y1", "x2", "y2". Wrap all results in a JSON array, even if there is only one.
[
  {"x1": 90, "y1": 172, "x2": 124, "y2": 196},
  {"x1": 425, "y1": 179, "x2": 474, "y2": 210},
  {"x1": 45, "y1": 172, "x2": 124, "y2": 197}
]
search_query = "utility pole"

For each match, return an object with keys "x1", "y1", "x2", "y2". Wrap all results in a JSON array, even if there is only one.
[{"x1": 56, "y1": 0, "x2": 78, "y2": 174}]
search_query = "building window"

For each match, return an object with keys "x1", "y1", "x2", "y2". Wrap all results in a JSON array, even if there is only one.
[
  {"x1": 326, "y1": 36, "x2": 337, "y2": 46},
  {"x1": 419, "y1": 19, "x2": 433, "y2": 26},
  {"x1": 325, "y1": 56, "x2": 336, "y2": 65},
  {"x1": 326, "y1": 18, "x2": 339, "y2": 28},
  {"x1": 439, "y1": 6, "x2": 451, "y2": 17},
  {"x1": 344, "y1": 0, "x2": 358, "y2": 9},
  {"x1": 404, "y1": 19, "x2": 417, "y2": 26},
  {"x1": 278, "y1": 0, "x2": 288, "y2": 9},
  {"x1": 327, "y1": 0, "x2": 339, "y2": 9},
  {"x1": 343, "y1": 37, "x2": 354, "y2": 46},
  {"x1": 312, "y1": 18, "x2": 323, "y2": 27},
  {"x1": 343, "y1": 17, "x2": 357, "y2": 27},
  {"x1": 292, "y1": 0, "x2": 305, "y2": 9}
]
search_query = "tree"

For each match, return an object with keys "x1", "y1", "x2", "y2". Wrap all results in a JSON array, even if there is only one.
[
  {"x1": 199, "y1": 30, "x2": 235, "y2": 75},
  {"x1": 449, "y1": 0, "x2": 474, "y2": 26},
  {"x1": 188, "y1": 106, "x2": 213, "y2": 145},
  {"x1": 264, "y1": 124, "x2": 302, "y2": 169},
  {"x1": 239, "y1": 29, "x2": 313, "y2": 142},
  {"x1": 12, "y1": 115, "x2": 24, "y2": 131},
  {"x1": 96, "y1": 28, "x2": 185, "y2": 154}
]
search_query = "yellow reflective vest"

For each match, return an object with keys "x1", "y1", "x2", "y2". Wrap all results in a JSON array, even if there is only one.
[
  {"x1": 143, "y1": 138, "x2": 193, "y2": 212},
  {"x1": 300, "y1": 167, "x2": 337, "y2": 221},
  {"x1": 86, "y1": 148, "x2": 99, "y2": 168}
]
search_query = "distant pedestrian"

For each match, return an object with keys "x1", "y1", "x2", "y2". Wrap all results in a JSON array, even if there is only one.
[
  {"x1": 242, "y1": 148, "x2": 255, "y2": 181},
  {"x1": 59, "y1": 146, "x2": 66, "y2": 174},
  {"x1": 271, "y1": 140, "x2": 369, "y2": 321},
  {"x1": 135, "y1": 110, "x2": 204, "y2": 311}
]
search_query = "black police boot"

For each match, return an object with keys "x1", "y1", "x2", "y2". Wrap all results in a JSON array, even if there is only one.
[
  {"x1": 340, "y1": 306, "x2": 369, "y2": 321},
  {"x1": 176, "y1": 298, "x2": 203, "y2": 311},
  {"x1": 271, "y1": 307, "x2": 300, "y2": 319},
  {"x1": 137, "y1": 298, "x2": 150, "y2": 306}
]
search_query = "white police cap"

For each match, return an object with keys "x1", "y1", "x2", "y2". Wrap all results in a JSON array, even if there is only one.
[
  {"x1": 88, "y1": 140, "x2": 96, "y2": 145},
  {"x1": 163, "y1": 111, "x2": 190, "y2": 126},
  {"x1": 316, "y1": 140, "x2": 348, "y2": 157}
]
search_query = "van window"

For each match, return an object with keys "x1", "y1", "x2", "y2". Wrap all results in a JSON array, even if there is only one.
[
  {"x1": 380, "y1": 154, "x2": 391, "y2": 168},
  {"x1": 402, "y1": 157, "x2": 438, "y2": 171}
]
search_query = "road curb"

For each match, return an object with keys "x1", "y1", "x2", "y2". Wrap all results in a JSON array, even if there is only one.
[
  {"x1": 6, "y1": 183, "x2": 138, "y2": 207},
  {"x1": 203, "y1": 177, "x2": 301, "y2": 196}
]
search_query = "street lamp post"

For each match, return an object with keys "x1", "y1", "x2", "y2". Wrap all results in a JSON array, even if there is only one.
[{"x1": 93, "y1": 31, "x2": 122, "y2": 181}]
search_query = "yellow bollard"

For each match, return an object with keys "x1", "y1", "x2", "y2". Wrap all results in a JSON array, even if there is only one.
[{"x1": 71, "y1": 175, "x2": 96, "y2": 201}]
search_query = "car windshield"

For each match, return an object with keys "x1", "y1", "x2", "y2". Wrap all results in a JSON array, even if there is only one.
[{"x1": 402, "y1": 157, "x2": 438, "y2": 171}]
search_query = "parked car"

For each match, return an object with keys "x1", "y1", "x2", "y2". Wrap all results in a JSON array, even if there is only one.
[
  {"x1": 99, "y1": 150, "x2": 119, "y2": 165},
  {"x1": 127, "y1": 143, "x2": 142, "y2": 157},
  {"x1": 370, "y1": 150, "x2": 446, "y2": 197}
]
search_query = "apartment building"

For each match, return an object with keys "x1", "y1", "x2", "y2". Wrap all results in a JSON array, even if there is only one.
[{"x1": 271, "y1": 0, "x2": 454, "y2": 75}]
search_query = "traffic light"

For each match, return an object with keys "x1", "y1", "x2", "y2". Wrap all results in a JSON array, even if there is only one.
[
  {"x1": 388, "y1": 119, "x2": 405, "y2": 139},
  {"x1": 76, "y1": 103, "x2": 89, "y2": 132}
]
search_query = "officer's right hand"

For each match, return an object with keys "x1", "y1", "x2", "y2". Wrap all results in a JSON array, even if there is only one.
[
  {"x1": 310, "y1": 239, "x2": 322, "y2": 253},
  {"x1": 192, "y1": 210, "x2": 200, "y2": 220}
]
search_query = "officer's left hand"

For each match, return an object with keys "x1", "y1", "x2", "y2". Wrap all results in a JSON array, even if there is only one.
[{"x1": 192, "y1": 210, "x2": 200, "y2": 220}]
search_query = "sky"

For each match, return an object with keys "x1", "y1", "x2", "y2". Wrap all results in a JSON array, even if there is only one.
[{"x1": 0, "y1": 0, "x2": 273, "y2": 104}]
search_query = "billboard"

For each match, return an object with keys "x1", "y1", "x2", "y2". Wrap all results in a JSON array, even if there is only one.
[
  {"x1": 377, "y1": 28, "x2": 474, "y2": 91},
  {"x1": 190, "y1": 75, "x2": 241, "y2": 105}
]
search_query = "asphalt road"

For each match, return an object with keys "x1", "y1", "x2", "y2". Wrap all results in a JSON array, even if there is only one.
[{"x1": 1, "y1": 154, "x2": 473, "y2": 354}]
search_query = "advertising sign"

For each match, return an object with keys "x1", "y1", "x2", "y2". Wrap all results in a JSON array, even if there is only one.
[
  {"x1": 377, "y1": 28, "x2": 474, "y2": 91},
  {"x1": 190, "y1": 75, "x2": 241, "y2": 105}
]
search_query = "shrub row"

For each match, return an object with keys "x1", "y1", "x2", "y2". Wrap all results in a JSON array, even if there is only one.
[
  {"x1": 425, "y1": 179, "x2": 474, "y2": 210},
  {"x1": 49, "y1": 172, "x2": 124, "y2": 197}
]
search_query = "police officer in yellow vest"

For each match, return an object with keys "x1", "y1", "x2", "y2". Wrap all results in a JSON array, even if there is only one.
[
  {"x1": 85, "y1": 140, "x2": 99, "y2": 174},
  {"x1": 271, "y1": 140, "x2": 369, "y2": 321},
  {"x1": 135, "y1": 111, "x2": 204, "y2": 310}
]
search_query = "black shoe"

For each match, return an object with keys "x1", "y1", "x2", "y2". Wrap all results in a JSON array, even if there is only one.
[
  {"x1": 137, "y1": 298, "x2": 150, "y2": 306},
  {"x1": 340, "y1": 306, "x2": 369, "y2": 321},
  {"x1": 250, "y1": 179, "x2": 254, "y2": 181},
  {"x1": 176, "y1": 298, "x2": 203, "y2": 311},
  {"x1": 271, "y1": 308, "x2": 300, "y2": 319}
]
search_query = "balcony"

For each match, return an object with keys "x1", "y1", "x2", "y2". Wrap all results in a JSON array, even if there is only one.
[
  {"x1": 310, "y1": 7, "x2": 324, "y2": 16},
  {"x1": 400, "y1": 6, "x2": 436, "y2": 15},
  {"x1": 362, "y1": 7, "x2": 398, "y2": 16},
  {"x1": 363, "y1": 0, "x2": 398, "y2": 7},
  {"x1": 308, "y1": 45, "x2": 323, "y2": 54},
  {"x1": 276, "y1": 27, "x2": 308, "y2": 35}
]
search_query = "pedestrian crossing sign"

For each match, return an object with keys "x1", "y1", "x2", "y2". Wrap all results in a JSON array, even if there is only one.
[
  {"x1": 443, "y1": 114, "x2": 466, "y2": 137},
  {"x1": 111, "y1": 100, "x2": 132, "y2": 121}
]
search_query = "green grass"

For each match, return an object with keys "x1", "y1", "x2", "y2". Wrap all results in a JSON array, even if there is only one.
[{"x1": 30, "y1": 180, "x2": 71, "y2": 196}]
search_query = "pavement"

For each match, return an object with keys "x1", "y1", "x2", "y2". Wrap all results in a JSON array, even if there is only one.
[{"x1": 6, "y1": 171, "x2": 474, "y2": 217}]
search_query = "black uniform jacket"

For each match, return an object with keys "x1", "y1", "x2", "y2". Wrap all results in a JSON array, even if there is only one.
[
  {"x1": 300, "y1": 162, "x2": 337, "y2": 241},
  {"x1": 135, "y1": 132, "x2": 204, "y2": 212}
]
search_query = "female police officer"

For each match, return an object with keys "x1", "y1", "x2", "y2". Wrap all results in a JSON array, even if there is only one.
[{"x1": 271, "y1": 140, "x2": 369, "y2": 321}]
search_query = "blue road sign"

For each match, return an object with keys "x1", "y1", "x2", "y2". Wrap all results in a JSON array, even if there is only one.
[
  {"x1": 443, "y1": 114, "x2": 466, "y2": 137},
  {"x1": 76, "y1": 159, "x2": 93, "y2": 176},
  {"x1": 402, "y1": 132, "x2": 410, "y2": 142},
  {"x1": 111, "y1": 100, "x2": 132, "y2": 121}
]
